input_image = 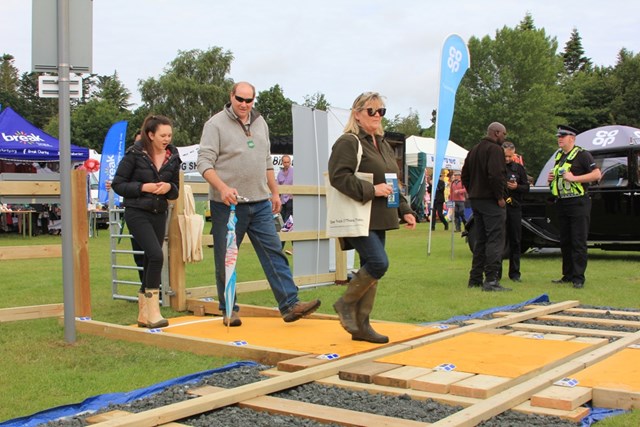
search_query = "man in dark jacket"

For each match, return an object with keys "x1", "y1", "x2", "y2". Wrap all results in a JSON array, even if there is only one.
[
  {"x1": 461, "y1": 122, "x2": 510, "y2": 292},
  {"x1": 431, "y1": 176, "x2": 448, "y2": 231}
]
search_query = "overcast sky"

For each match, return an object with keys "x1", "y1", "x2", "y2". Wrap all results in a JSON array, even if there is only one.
[{"x1": 2, "y1": 0, "x2": 639, "y2": 126}]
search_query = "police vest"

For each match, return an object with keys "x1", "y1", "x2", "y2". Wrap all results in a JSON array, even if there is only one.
[{"x1": 550, "y1": 146, "x2": 585, "y2": 198}]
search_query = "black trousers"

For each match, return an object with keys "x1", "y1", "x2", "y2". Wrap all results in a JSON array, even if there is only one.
[
  {"x1": 505, "y1": 205, "x2": 522, "y2": 279},
  {"x1": 469, "y1": 199, "x2": 506, "y2": 284},
  {"x1": 124, "y1": 207, "x2": 167, "y2": 291},
  {"x1": 556, "y1": 196, "x2": 591, "y2": 284},
  {"x1": 431, "y1": 203, "x2": 448, "y2": 230},
  {"x1": 280, "y1": 198, "x2": 293, "y2": 223}
]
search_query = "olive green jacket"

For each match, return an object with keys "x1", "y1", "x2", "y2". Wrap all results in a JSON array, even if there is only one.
[{"x1": 328, "y1": 129, "x2": 414, "y2": 231}]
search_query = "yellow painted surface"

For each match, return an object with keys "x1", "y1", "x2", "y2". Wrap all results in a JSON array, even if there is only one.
[
  {"x1": 378, "y1": 332, "x2": 592, "y2": 378},
  {"x1": 573, "y1": 348, "x2": 640, "y2": 391},
  {"x1": 157, "y1": 316, "x2": 440, "y2": 358}
]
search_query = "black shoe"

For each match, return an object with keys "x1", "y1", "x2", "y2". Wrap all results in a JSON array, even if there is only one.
[
  {"x1": 468, "y1": 282, "x2": 482, "y2": 288},
  {"x1": 482, "y1": 281, "x2": 512, "y2": 292},
  {"x1": 551, "y1": 277, "x2": 572, "y2": 284},
  {"x1": 572, "y1": 282, "x2": 584, "y2": 289},
  {"x1": 510, "y1": 277, "x2": 522, "y2": 282}
]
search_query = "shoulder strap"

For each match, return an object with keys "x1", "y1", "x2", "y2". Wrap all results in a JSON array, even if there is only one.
[{"x1": 350, "y1": 134, "x2": 363, "y2": 172}]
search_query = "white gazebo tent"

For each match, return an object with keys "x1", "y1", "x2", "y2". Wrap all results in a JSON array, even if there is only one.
[{"x1": 404, "y1": 135, "x2": 468, "y2": 170}]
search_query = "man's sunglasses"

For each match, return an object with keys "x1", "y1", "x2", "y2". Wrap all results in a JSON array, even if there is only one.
[
  {"x1": 234, "y1": 95, "x2": 254, "y2": 104},
  {"x1": 365, "y1": 108, "x2": 386, "y2": 117}
]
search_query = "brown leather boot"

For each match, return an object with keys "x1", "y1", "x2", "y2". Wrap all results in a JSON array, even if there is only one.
[
  {"x1": 137, "y1": 292, "x2": 147, "y2": 327},
  {"x1": 333, "y1": 269, "x2": 377, "y2": 334},
  {"x1": 142, "y1": 289, "x2": 169, "y2": 328},
  {"x1": 351, "y1": 284, "x2": 389, "y2": 344},
  {"x1": 282, "y1": 299, "x2": 321, "y2": 323}
]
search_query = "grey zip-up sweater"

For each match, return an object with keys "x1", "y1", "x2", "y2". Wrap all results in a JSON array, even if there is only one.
[{"x1": 197, "y1": 104, "x2": 273, "y2": 203}]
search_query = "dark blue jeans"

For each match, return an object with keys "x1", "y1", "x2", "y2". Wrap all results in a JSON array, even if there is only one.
[
  {"x1": 211, "y1": 200, "x2": 299, "y2": 314},
  {"x1": 124, "y1": 207, "x2": 166, "y2": 290},
  {"x1": 343, "y1": 230, "x2": 389, "y2": 280}
]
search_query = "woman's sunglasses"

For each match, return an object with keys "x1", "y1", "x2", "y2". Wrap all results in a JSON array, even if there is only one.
[{"x1": 365, "y1": 108, "x2": 386, "y2": 117}]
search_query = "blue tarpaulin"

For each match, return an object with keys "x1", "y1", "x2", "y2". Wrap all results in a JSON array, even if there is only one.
[
  {"x1": 0, "y1": 361, "x2": 259, "y2": 427},
  {"x1": 0, "y1": 106, "x2": 89, "y2": 162}
]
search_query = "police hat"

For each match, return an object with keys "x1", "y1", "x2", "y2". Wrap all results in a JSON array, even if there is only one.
[{"x1": 556, "y1": 124, "x2": 578, "y2": 137}]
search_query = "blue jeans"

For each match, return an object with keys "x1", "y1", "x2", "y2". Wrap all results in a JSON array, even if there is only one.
[
  {"x1": 211, "y1": 200, "x2": 299, "y2": 314},
  {"x1": 343, "y1": 230, "x2": 389, "y2": 280}
]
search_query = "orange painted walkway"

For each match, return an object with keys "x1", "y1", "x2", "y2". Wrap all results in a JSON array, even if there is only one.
[
  {"x1": 160, "y1": 316, "x2": 442, "y2": 358},
  {"x1": 378, "y1": 332, "x2": 592, "y2": 378}
]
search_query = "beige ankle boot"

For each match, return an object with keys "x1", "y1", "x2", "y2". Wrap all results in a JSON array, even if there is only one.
[
  {"x1": 143, "y1": 289, "x2": 168, "y2": 328},
  {"x1": 137, "y1": 292, "x2": 148, "y2": 327}
]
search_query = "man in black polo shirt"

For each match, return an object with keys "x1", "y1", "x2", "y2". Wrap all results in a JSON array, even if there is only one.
[{"x1": 547, "y1": 125, "x2": 601, "y2": 288}]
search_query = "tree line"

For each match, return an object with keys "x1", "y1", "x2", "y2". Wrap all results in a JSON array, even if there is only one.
[{"x1": 1, "y1": 14, "x2": 638, "y2": 176}]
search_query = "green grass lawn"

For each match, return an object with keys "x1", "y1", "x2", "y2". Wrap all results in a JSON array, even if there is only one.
[{"x1": 1, "y1": 224, "x2": 639, "y2": 424}]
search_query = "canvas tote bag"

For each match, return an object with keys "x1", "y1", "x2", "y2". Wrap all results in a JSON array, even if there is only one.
[
  {"x1": 324, "y1": 134, "x2": 373, "y2": 238},
  {"x1": 178, "y1": 185, "x2": 205, "y2": 262}
]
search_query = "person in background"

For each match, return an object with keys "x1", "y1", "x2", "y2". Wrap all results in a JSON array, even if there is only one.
[
  {"x1": 277, "y1": 155, "x2": 294, "y2": 223},
  {"x1": 502, "y1": 142, "x2": 529, "y2": 282},
  {"x1": 461, "y1": 122, "x2": 509, "y2": 292},
  {"x1": 277, "y1": 154, "x2": 294, "y2": 253},
  {"x1": 112, "y1": 115, "x2": 182, "y2": 328},
  {"x1": 197, "y1": 81, "x2": 320, "y2": 327},
  {"x1": 328, "y1": 91, "x2": 416, "y2": 343},
  {"x1": 449, "y1": 171, "x2": 467, "y2": 232},
  {"x1": 547, "y1": 125, "x2": 601, "y2": 289},
  {"x1": 430, "y1": 174, "x2": 448, "y2": 231}
]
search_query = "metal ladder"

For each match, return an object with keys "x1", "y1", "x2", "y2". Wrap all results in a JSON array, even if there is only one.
[{"x1": 108, "y1": 196, "x2": 172, "y2": 307}]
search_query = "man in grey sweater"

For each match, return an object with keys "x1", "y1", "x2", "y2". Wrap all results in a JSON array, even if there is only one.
[{"x1": 197, "y1": 81, "x2": 320, "y2": 327}]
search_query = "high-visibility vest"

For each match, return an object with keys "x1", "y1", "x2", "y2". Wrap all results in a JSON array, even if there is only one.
[{"x1": 550, "y1": 146, "x2": 585, "y2": 198}]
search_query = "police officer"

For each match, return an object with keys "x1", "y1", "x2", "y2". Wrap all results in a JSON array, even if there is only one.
[
  {"x1": 502, "y1": 142, "x2": 529, "y2": 282},
  {"x1": 547, "y1": 125, "x2": 601, "y2": 288}
]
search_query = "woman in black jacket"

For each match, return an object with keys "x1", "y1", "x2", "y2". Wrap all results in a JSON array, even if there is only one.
[{"x1": 112, "y1": 115, "x2": 181, "y2": 328}]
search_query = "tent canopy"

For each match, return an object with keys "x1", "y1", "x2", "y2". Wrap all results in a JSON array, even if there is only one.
[
  {"x1": 405, "y1": 135, "x2": 468, "y2": 170},
  {"x1": 0, "y1": 107, "x2": 89, "y2": 162}
]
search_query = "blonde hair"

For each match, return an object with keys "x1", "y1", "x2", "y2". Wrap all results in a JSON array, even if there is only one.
[{"x1": 343, "y1": 92, "x2": 385, "y2": 136}]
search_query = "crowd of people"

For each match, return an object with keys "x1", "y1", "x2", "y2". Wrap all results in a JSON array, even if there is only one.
[{"x1": 103, "y1": 80, "x2": 601, "y2": 342}]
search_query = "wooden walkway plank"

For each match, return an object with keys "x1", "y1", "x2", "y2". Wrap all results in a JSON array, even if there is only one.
[
  {"x1": 190, "y1": 385, "x2": 430, "y2": 426},
  {"x1": 449, "y1": 374, "x2": 512, "y2": 399},
  {"x1": 509, "y1": 322, "x2": 630, "y2": 338},
  {"x1": 538, "y1": 314, "x2": 640, "y2": 328},
  {"x1": 429, "y1": 329, "x2": 640, "y2": 427},
  {"x1": 0, "y1": 303, "x2": 63, "y2": 322},
  {"x1": 372, "y1": 366, "x2": 433, "y2": 389},
  {"x1": 88, "y1": 301, "x2": 583, "y2": 427},
  {"x1": 410, "y1": 371, "x2": 476, "y2": 394},
  {"x1": 338, "y1": 361, "x2": 401, "y2": 384},
  {"x1": 592, "y1": 387, "x2": 640, "y2": 410},
  {"x1": 530, "y1": 385, "x2": 592, "y2": 410},
  {"x1": 512, "y1": 401, "x2": 590, "y2": 422}
]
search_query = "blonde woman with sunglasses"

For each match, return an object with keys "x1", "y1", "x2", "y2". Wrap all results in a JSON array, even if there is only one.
[{"x1": 328, "y1": 92, "x2": 417, "y2": 343}]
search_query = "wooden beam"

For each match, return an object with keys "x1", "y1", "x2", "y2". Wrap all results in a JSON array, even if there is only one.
[
  {"x1": 75, "y1": 319, "x2": 305, "y2": 365},
  {"x1": 0, "y1": 303, "x2": 64, "y2": 322},
  {"x1": 0, "y1": 244, "x2": 61, "y2": 260},
  {"x1": 0, "y1": 180, "x2": 60, "y2": 196},
  {"x1": 72, "y1": 169, "x2": 91, "y2": 318},
  {"x1": 190, "y1": 385, "x2": 429, "y2": 427}
]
